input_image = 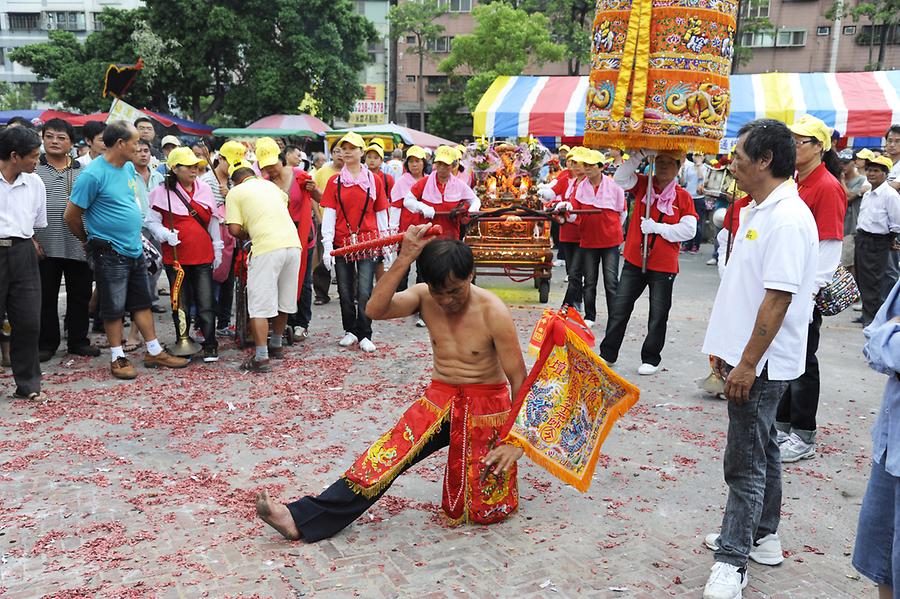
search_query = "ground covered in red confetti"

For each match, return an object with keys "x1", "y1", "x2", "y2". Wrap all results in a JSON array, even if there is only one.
[{"x1": 0, "y1": 268, "x2": 886, "y2": 597}]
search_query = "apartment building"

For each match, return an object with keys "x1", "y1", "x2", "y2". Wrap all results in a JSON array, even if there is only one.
[
  {"x1": 0, "y1": 0, "x2": 142, "y2": 96},
  {"x1": 735, "y1": 0, "x2": 900, "y2": 73}
]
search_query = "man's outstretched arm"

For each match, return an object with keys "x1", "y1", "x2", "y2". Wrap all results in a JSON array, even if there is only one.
[{"x1": 365, "y1": 225, "x2": 432, "y2": 320}]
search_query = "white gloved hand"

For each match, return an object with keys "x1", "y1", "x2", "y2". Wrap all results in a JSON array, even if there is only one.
[
  {"x1": 164, "y1": 229, "x2": 181, "y2": 246},
  {"x1": 213, "y1": 249, "x2": 222, "y2": 270},
  {"x1": 322, "y1": 245, "x2": 335, "y2": 272},
  {"x1": 554, "y1": 201, "x2": 573, "y2": 213},
  {"x1": 420, "y1": 204, "x2": 436, "y2": 219},
  {"x1": 539, "y1": 186, "x2": 556, "y2": 201},
  {"x1": 640, "y1": 217, "x2": 661, "y2": 235},
  {"x1": 212, "y1": 240, "x2": 225, "y2": 251},
  {"x1": 383, "y1": 247, "x2": 396, "y2": 269}
]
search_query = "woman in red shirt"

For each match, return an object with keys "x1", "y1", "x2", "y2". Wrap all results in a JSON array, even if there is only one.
[
  {"x1": 558, "y1": 150, "x2": 626, "y2": 327},
  {"x1": 543, "y1": 147, "x2": 587, "y2": 308},
  {"x1": 365, "y1": 142, "x2": 394, "y2": 282},
  {"x1": 599, "y1": 149, "x2": 698, "y2": 375},
  {"x1": 776, "y1": 115, "x2": 847, "y2": 462},
  {"x1": 147, "y1": 147, "x2": 223, "y2": 362},
  {"x1": 320, "y1": 132, "x2": 390, "y2": 353},
  {"x1": 389, "y1": 146, "x2": 428, "y2": 296},
  {"x1": 256, "y1": 137, "x2": 321, "y2": 341}
]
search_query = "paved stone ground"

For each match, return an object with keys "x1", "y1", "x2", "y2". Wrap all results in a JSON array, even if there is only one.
[{"x1": 0, "y1": 247, "x2": 887, "y2": 598}]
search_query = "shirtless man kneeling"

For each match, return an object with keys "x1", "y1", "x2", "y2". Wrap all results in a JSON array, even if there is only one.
[{"x1": 257, "y1": 223, "x2": 527, "y2": 541}]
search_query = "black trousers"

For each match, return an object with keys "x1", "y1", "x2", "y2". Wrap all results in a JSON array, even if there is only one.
[
  {"x1": 335, "y1": 256, "x2": 376, "y2": 341},
  {"x1": 286, "y1": 424, "x2": 450, "y2": 542},
  {"x1": 599, "y1": 261, "x2": 676, "y2": 366},
  {"x1": 855, "y1": 231, "x2": 892, "y2": 325},
  {"x1": 288, "y1": 246, "x2": 315, "y2": 329},
  {"x1": 214, "y1": 251, "x2": 236, "y2": 330},
  {"x1": 164, "y1": 263, "x2": 217, "y2": 350},
  {"x1": 558, "y1": 241, "x2": 583, "y2": 305},
  {"x1": 0, "y1": 239, "x2": 41, "y2": 395},
  {"x1": 776, "y1": 308, "x2": 822, "y2": 432},
  {"x1": 39, "y1": 257, "x2": 93, "y2": 353},
  {"x1": 564, "y1": 246, "x2": 619, "y2": 322}
]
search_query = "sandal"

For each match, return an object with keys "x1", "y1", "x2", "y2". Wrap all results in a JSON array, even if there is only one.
[
  {"x1": 123, "y1": 341, "x2": 141, "y2": 353},
  {"x1": 11, "y1": 391, "x2": 42, "y2": 401}
]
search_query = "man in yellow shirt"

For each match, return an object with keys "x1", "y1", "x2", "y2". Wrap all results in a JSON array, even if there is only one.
[
  {"x1": 225, "y1": 161, "x2": 302, "y2": 372},
  {"x1": 311, "y1": 139, "x2": 345, "y2": 304}
]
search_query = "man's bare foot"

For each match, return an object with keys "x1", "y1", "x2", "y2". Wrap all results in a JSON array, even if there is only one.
[{"x1": 256, "y1": 489, "x2": 301, "y2": 541}]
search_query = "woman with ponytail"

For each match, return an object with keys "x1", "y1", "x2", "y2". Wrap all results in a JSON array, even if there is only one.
[{"x1": 776, "y1": 114, "x2": 848, "y2": 463}]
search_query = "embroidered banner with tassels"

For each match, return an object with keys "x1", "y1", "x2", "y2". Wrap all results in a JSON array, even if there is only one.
[
  {"x1": 584, "y1": 0, "x2": 737, "y2": 154},
  {"x1": 502, "y1": 308, "x2": 640, "y2": 492}
]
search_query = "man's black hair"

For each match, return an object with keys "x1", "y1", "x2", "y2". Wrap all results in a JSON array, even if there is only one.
[
  {"x1": 41, "y1": 118, "x2": 75, "y2": 143},
  {"x1": 136, "y1": 139, "x2": 152, "y2": 149},
  {"x1": 7, "y1": 116, "x2": 35, "y2": 129},
  {"x1": 134, "y1": 116, "x2": 153, "y2": 127},
  {"x1": 885, "y1": 124, "x2": 900, "y2": 140},
  {"x1": 102, "y1": 120, "x2": 134, "y2": 149},
  {"x1": 83, "y1": 120, "x2": 107, "y2": 143},
  {"x1": 231, "y1": 166, "x2": 255, "y2": 183},
  {"x1": 285, "y1": 144, "x2": 301, "y2": 155},
  {"x1": 736, "y1": 119, "x2": 796, "y2": 179},
  {"x1": 0, "y1": 126, "x2": 41, "y2": 160},
  {"x1": 417, "y1": 239, "x2": 474, "y2": 290}
]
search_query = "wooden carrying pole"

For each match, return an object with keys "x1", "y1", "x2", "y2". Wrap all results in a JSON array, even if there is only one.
[{"x1": 641, "y1": 155, "x2": 655, "y2": 273}]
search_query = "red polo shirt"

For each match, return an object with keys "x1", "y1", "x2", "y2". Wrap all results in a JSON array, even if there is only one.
[
  {"x1": 622, "y1": 176, "x2": 697, "y2": 273},
  {"x1": 321, "y1": 174, "x2": 388, "y2": 248},
  {"x1": 796, "y1": 162, "x2": 846, "y2": 241},
  {"x1": 154, "y1": 186, "x2": 214, "y2": 266},
  {"x1": 408, "y1": 176, "x2": 466, "y2": 240},
  {"x1": 372, "y1": 169, "x2": 394, "y2": 200}
]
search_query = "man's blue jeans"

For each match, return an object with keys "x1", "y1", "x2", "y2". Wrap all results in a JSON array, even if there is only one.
[
  {"x1": 335, "y1": 256, "x2": 375, "y2": 341},
  {"x1": 716, "y1": 367, "x2": 790, "y2": 567}
]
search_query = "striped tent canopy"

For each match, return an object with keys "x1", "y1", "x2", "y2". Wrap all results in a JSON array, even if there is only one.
[{"x1": 473, "y1": 72, "x2": 900, "y2": 147}]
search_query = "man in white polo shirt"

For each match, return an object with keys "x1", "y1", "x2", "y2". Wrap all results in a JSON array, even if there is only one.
[{"x1": 699, "y1": 119, "x2": 818, "y2": 599}]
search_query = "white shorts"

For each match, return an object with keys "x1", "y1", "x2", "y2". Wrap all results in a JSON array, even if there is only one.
[{"x1": 247, "y1": 247, "x2": 301, "y2": 319}]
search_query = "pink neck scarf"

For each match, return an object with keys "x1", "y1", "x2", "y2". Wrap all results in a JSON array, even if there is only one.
[
  {"x1": 149, "y1": 178, "x2": 218, "y2": 218},
  {"x1": 575, "y1": 175, "x2": 625, "y2": 211},
  {"x1": 421, "y1": 171, "x2": 478, "y2": 205},
  {"x1": 641, "y1": 178, "x2": 678, "y2": 216},
  {"x1": 339, "y1": 166, "x2": 376, "y2": 192},
  {"x1": 391, "y1": 172, "x2": 420, "y2": 202}
]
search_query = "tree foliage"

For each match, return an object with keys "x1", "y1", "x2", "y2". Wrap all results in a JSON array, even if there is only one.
[
  {"x1": 11, "y1": 1, "x2": 377, "y2": 124},
  {"x1": 0, "y1": 82, "x2": 34, "y2": 110},
  {"x1": 388, "y1": 0, "x2": 447, "y2": 128},
  {"x1": 482, "y1": 0, "x2": 592, "y2": 75},
  {"x1": 428, "y1": 77, "x2": 471, "y2": 140},
  {"x1": 829, "y1": 0, "x2": 900, "y2": 69},
  {"x1": 439, "y1": 3, "x2": 566, "y2": 110}
]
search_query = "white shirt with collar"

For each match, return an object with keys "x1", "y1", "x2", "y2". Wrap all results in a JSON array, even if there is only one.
[
  {"x1": 0, "y1": 169, "x2": 47, "y2": 239},
  {"x1": 857, "y1": 180, "x2": 900, "y2": 236},
  {"x1": 702, "y1": 179, "x2": 819, "y2": 381}
]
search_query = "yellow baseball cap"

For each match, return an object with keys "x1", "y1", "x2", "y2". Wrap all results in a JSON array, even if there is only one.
[
  {"x1": 406, "y1": 145, "x2": 427, "y2": 160},
  {"x1": 434, "y1": 145, "x2": 458, "y2": 165},
  {"x1": 790, "y1": 115, "x2": 832, "y2": 152},
  {"x1": 856, "y1": 148, "x2": 876, "y2": 161},
  {"x1": 365, "y1": 144, "x2": 384, "y2": 159},
  {"x1": 218, "y1": 140, "x2": 246, "y2": 166},
  {"x1": 167, "y1": 146, "x2": 207, "y2": 169},
  {"x1": 558, "y1": 144, "x2": 571, "y2": 153},
  {"x1": 228, "y1": 159, "x2": 254, "y2": 178},
  {"x1": 580, "y1": 149, "x2": 606, "y2": 165},
  {"x1": 866, "y1": 155, "x2": 894, "y2": 171},
  {"x1": 255, "y1": 137, "x2": 281, "y2": 169},
  {"x1": 368, "y1": 137, "x2": 385, "y2": 149},
  {"x1": 338, "y1": 131, "x2": 366, "y2": 149},
  {"x1": 566, "y1": 146, "x2": 586, "y2": 163}
]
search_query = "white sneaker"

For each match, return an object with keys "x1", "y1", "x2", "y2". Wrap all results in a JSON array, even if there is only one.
[
  {"x1": 853, "y1": 302, "x2": 862, "y2": 312},
  {"x1": 564, "y1": 275, "x2": 569, "y2": 283},
  {"x1": 584, "y1": 319, "x2": 595, "y2": 328},
  {"x1": 637, "y1": 363, "x2": 659, "y2": 375},
  {"x1": 704, "y1": 532, "x2": 784, "y2": 566},
  {"x1": 780, "y1": 433, "x2": 815, "y2": 463},
  {"x1": 776, "y1": 429, "x2": 790, "y2": 446},
  {"x1": 293, "y1": 326, "x2": 308, "y2": 341},
  {"x1": 703, "y1": 562, "x2": 747, "y2": 599},
  {"x1": 359, "y1": 338, "x2": 376, "y2": 353},
  {"x1": 602, "y1": 357, "x2": 616, "y2": 367},
  {"x1": 338, "y1": 332, "x2": 358, "y2": 347},
  {"x1": 706, "y1": 258, "x2": 717, "y2": 266},
  {"x1": 415, "y1": 318, "x2": 426, "y2": 328}
]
